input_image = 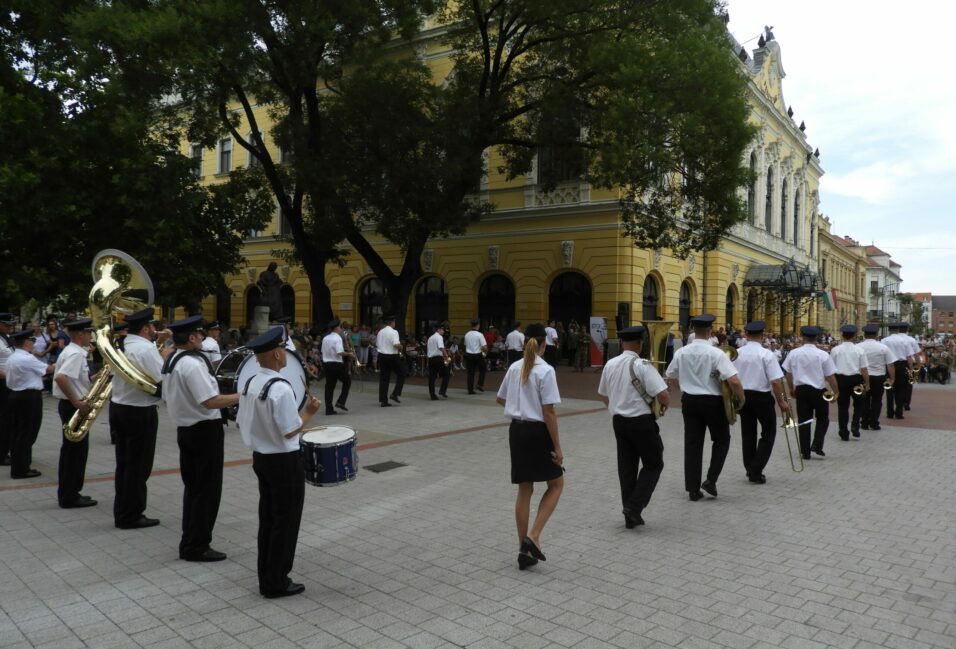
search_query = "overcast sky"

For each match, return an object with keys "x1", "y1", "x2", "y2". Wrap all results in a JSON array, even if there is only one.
[{"x1": 726, "y1": 0, "x2": 956, "y2": 296}]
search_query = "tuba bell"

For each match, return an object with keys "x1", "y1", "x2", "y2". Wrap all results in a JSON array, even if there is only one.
[
  {"x1": 718, "y1": 343, "x2": 740, "y2": 424},
  {"x1": 641, "y1": 320, "x2": 676, "y2": 418},
  {"x1": 64, "y1": 250, "x2": 160, "y2": 442}
]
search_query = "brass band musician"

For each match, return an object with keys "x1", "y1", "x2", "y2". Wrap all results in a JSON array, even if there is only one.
[
  {"x1": 782, "y1": 326, "x2": 838, "y2": 459},
  {"x1": 857, "y1": 323, "x2": 896, "y2": 430},
  {"x1": 829, "y1": 324, "x2": 869, "y2": 440},
  {"x1": 427, "y1": 323, "x2": 451, "y2": 400}
]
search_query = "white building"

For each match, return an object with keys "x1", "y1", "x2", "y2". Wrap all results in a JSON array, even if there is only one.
[{"x1": 865, "y1": 245, "x2": 903, "y2": 333}]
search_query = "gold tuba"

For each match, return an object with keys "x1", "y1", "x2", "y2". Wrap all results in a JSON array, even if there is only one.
[
  {"x1": 64, "y1": 250, "x2": 159, "y2": 442},
  {"x1": 780, "y1": 398, "x2": 804, "y2": 472},
  {"x1": 718, "y1": 344, "x2": 740, "y2": 424},
  {"x1": 641, "y1": 320, "x2": 675, "y2": 418}
]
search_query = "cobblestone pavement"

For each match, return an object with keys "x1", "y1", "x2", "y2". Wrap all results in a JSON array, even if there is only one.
[{"x1": 1, "y1": 375, "x2": 954, "y2": 649}]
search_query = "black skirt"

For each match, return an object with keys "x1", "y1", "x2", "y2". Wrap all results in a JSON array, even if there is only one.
[{"x1": 509, "y1": 420, "x2": 563, "y2": 484}]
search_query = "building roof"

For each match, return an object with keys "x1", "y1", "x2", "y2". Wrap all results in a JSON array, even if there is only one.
[
  {"x1": 912, "y1": 292, "x2": 932, "y2": 301},
  {"x1": 932, "y1": 295, "x2": 956, "y2": 310},
  {"x1": 865, "y1": 245, "x2": 889, "y2": 256}
]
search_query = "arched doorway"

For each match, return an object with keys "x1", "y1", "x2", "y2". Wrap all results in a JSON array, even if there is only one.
[
  {"x1": 725, "y1": 286, "x2": 737, "y2": 329},
  {"x1": 280, "y1": 285, "x2": 295, "y2": 323},
  {"x1": 478, "y1": 274, "x2": 515, "y2": 334},
  {"x1": 642, "y1": 275, "x2": 660, "y2": 321},
  {"x1": 245, "y1": 286, "x2": 261, "y2": 328},
  {"x1": 679, "y1": 281, "x2": 693, "y2": 335},
  {"x1": 549, "y1": 271, "x2": 592, "y2": 332},
  {"x1": 359, "y1": 277, "x2": 388, "y2": 328},
  {"x1": 216, "y1": 287, "x2": 232, "y2": 327},
  {"x1": 415, "y1": 276, "x2": 448, "y2": 339}
]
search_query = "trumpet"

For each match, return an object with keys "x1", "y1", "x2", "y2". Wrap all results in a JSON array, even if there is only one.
[
  {"x1": 883, "y1": 377, "x2": 894, "y2": 390},
  {"x1": 852, "y1": 383, "x2": 866, "y2": 396},
  {"x1": 822, "y1": 390, "x2": 836, "y2": 402},
  {"x1": 780, "y1": 398, "x2": 804, "y2": 472}
]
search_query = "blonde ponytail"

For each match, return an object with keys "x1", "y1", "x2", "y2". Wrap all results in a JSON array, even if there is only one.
[{"x1": 520, "y1": 337, "x2": 541, "y2": 385}]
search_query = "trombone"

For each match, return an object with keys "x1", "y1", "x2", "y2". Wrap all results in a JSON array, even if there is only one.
[{"x1": 780, "y1": 398, "x2": 804, "y2": 472}]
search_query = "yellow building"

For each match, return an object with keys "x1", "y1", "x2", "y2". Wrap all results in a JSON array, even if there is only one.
[
  {"x1": 817, "y1": 218, "x2": 868, "y2": 333},
  {"x1": 194, "y1": 28, "x2": 825, "y2": 341}
]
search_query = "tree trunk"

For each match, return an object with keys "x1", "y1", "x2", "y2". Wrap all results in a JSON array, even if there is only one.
[{"x1": 299, "y1": 251, "x2": 333, "y2": 331}]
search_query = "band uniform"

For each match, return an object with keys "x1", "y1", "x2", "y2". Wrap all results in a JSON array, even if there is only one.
[
  {"x1": 53, "y1": 319, "x2": 96, "y2": 507},
  {"x1": 782, "y1": 326, "x2": 838, "y2": 459}
]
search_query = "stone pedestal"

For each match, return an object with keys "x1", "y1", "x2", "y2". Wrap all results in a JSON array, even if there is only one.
[{"x1": 250, "y1": 306, "x2": 271, "y2": 335}]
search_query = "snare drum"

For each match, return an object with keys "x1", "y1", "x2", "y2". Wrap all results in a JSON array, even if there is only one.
[{"x1": 301, "y1": 426, "x2": 358, "y2": 487}]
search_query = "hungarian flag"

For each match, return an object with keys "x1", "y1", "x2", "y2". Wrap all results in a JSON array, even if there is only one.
[{"x1": 821, "y1": 289, "x2": 838, "y2": 311}]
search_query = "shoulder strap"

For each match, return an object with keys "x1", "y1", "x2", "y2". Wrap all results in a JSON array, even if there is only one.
[
  {"x1": 258, "y1": 377, "x2": 290, "y2": 401},
  {"x1": 162, "y1": 349, "x2": 215, "y2": 377}
]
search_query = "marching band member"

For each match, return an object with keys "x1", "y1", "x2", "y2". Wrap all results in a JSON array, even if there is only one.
[
  {"x1": 733, "y1": 321, "x2": 788, "y2": 484},
  {"x1": 665, "y1": 314, "x2": 744, "y2": 501},
  {"x1": 200, "y1": 321, "x2": 223, "y2": 367},
  {"x1": 237, "y1": 327, "x2": 321, "y2": 599},
  {"x1": 110, "y1": 308, "x2": 168, "y2": 529},
  {"x1": 53, "y1": 319, "x2": 96, "y2": 506},
  {"x1": 543, "y1": 319, "x2": 559, "y2": 366},
  {"x1": 426, "y1": 323, "x2": 450, "y2": 400},
  {"x1": 496, "y1": 323, "x2": 563, "y2": 570},
  {"x1": 857, "y1": 324, "x2": 896, "y2": 430},
  {"x1": 829, "y1": 325, "x2": 869, "y2": 440},
  {"x1": 7, "y1": 329, "x2": 55, "y2": 479},
  {"x1": 321, "y1": 318, "x2": 352, "y2": 415},
  {"x1": 0, "y1": 312, "x2": 15, "y2": 466},
  {"x1": 598, "y1": 326, "x2": 669, "y2": 527},
  {"x1": 376, "y1": 315, "x2": 404, "y2": 407},
  {"x1": 883, "y1": 322, "x2": 919, "y2": 419},
  {"x1": 161, "y1": 316, "x2": 239, "y2": 562},
  {"x1": 463, "y1": 319, "x2": 487, "y2": 395},
  {"x1": 782, "y1": 326, "x2": 838, "y2": 459},
  {"x1": 505, "y1": 322, "x2": 525, "y2": 366}
]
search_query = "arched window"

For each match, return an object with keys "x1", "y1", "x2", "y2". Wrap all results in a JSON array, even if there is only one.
[
  {"x1": 216, "y1": 287, "x2": 232, "y2": 328},
  {"x1": 780, "y1": 179, "x2": 788, "y2": 240},
  {"x1": 245, "y1": 286, "x2": 261, "y2": 327},
  {"x1": 679, "y1": 281, "x2": 692, "y2": 335},
  {"x1": 549, "y1": 272, "x2": 592, "y2": 331},
  {"x1": 642, "y1": 275, "x2": 660, "y2": 320},
  {"x1": 478, "y1": 274, "x2": 515, "y2": 332},
  {"x1": 415, "y1": 276, "x2": 448, "y2": 339},
  {"x1": 359, "y1": 278, "x2": 388, "y2": 328},
  {"x1": 725, "y1": 286, "x2": 737, "y2": 329},
  {"x1": 810, "y1": 221, "x2": 816, "y2": 256},
  {"x1": 748, "y1": 152, "x2": 757, "y2": 224},
  {"x1": 280, "y1": 285, "x2": 295, "y2": 323},
  {"x1": 793, "y1": 189, "x2": 801, "y2": 247},
  {"x1": 764, "y1": 167, "x2": 774, "y2": 231}
]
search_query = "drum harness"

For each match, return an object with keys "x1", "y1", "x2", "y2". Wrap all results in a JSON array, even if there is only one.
[
  {"x1": 162, "y1": 349, "x2": 229, "y2": 420},
  {"x1": 242, "y1": 375, "x2": 291, "y2": 401}
]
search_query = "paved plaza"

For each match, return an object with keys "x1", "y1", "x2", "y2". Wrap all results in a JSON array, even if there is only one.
[{"x1": 1, "y1": 370, "x2": 954, "y2": 649}]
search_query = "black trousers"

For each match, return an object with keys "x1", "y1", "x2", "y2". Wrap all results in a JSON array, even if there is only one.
[
  {"x1": 177, "y1": 419, "x2": 224, "y2": 557},
  {"x1": 612, "y1": 414, "x2": 663, "y2": 514},
  {"x1": 57, "y1": 400, "x2": 90, "y2": 504},
  {"x1": 428, "y1": 356, "x2": 450, "y2": 397},
  {"x1": 887, "y1": 360, "x2": 911, "y2": 417},
  {"x1": 9, "y1": 389, "x2": 42, "y2": 476},
  {"x1": 681, "y1": 394, "x2": 729, "y2": 492},
  {"x1": 0, "y1": 377, "x2": 10, "y2": 459},
  {"x1": 795, "y1": 385, "x2": 829, "y2": 455},
  {"x1": 835, "y1": 374, "x2": 865, "y2": 434},
  {"x1": 543, "y1": 345, "x2": 557, "y2": 366},
  {"x1": 464, "y1": 353, "x2": 486, "y2": 393},
  {"x1": 507, "y1": 349, "x2": 521, "y2": 365},
  {"x1": 111, "y1": 403, "x2": 158, "y2": 526},
  {"x1": 378, "y1": 354, "x2": 405, "y2": 404},
  {"x1": 739, "y1": 390, "x2": 776, "y2": 476},
  {"x1": 253, "y1": 450, "x2": 305, "y2": 595},
  {"x1": 863, "y1": 374, "x2": 885, "y2": 427},
  {"x1": 323, "y1": 362, "x2": 351, "y2": 412}
]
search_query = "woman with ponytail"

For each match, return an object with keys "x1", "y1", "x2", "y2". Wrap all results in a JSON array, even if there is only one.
[{"x1": 496, "y1": 323, "x2": 564, "y2": 570}]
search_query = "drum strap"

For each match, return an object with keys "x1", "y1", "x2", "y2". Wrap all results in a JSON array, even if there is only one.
[
  {"x1": 162, "y1": 349, "x2": 216, "y2": 377},
  {"x1": 242, "y1": 375, "x2": 291, "y2": 401}
]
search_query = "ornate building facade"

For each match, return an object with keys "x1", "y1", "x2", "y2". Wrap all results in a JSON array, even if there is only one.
[{"x1": 816, "y1": 219, "x2": 867, "y2": 333}]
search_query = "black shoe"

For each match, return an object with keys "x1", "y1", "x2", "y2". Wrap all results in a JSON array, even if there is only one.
[
  {"x1": 116, "y1": 516, "x2": 160, "y2": 530},
  {"x1": 861, "y1": 423, "x2": 870, "y2": 430},
  {"x1": 181, "y1": 548, "x2": 226, "y2": 562},
  {"x1": 60, "y1": 495, "x2": 97, "y2": 508},
  {"x1": 623, "y1": 509, "x2": 645, "y2": 529},
  {"x1": 430, "y1": 396, "x2": 439, "y2": 401},
  {"x1": 895, "y1": 413, "x2": 904, "y2": 419},
  {"x1": 11, "y1": 469, "x2": 41, "y2": 479},
  {"x1": 390, "y1": 395, "x2": 400, "y2": 403},
  {"x1": 521, "y1": 537, "x2": 547, "y2": 561},
  {"x1": 517, "y1": 552, "x2": 538, "y2": 570},
  {"x1": 468, "y1": 391, "x2": 476, "y2": 395},
  {"x1": 801, "y1": 453, "x2": 811, "y2": 460},
  {"x1": 904, "y1": 405, "x2": 911, "y2": 411},
  {"x1": 381, "y1": 402, "x2": 391, "y2": 407},
  {"x1": 747, "y1": 473, "x2": 766, "y2": 484},
  {"x1": 839, "y1": 434, "x2": 849, "y2": 441},
  {"x1": 886, "y1": 413, "x2": 895, "y2": 419},
  {"x1": 851, "y1": 428, "x2": 860, "y2": 438},
  {"x1": 476, "y1": 386, "x2": 484, "y2": 392},
  {"x1": 325, "y1": 410, "x2": 338, "y2": 416},
  {"x1": 701, "y1": 480, "x2": 718, "y2": 497},
  {"x1": 870, "y1": 424, "x2": 881, "y2": 431},
  {"x1": 335, "y1": 404, "x2": 348, "y2": 412},
  {"x1": 688, "y1": 490, "x2": 704, "y2": 501},
  {"x1": 810, "y1": 446, "x2": 825, "y2": 457},
  {"x1": 262, "y1": 582, "x2": 305, "y2": 599}
]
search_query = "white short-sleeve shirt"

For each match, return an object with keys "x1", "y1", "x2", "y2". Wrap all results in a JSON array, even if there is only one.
[
  {"x1": 782, "y1": 344, "x2": 836, "y2": 389},
  {"x1": 733, "y1": 341, "x2": 784, "y2": 392},
  {"x1": 598, "y1": 351, "x2": 667, "y2": 417},
  {"x1": 426, "y1": 332, "x2": 445, "y2": 358},
  {"x1": 321, "y1": 332, "x2": 345, "y2": 363},
  {"x1": 665, "y1": 340, "x2": 737, "y2": 396},
  {"x1": 882, "y1": 334, "x2": 913, "y2": 362},
  {"x1": 830, "y1": 342, "x2": 867, "y2": 376},
  {"x1": 497, "y1": 356, "x2": 561, "y2": 422},
  {"x1": 377, "y1": 325, "x2": 400, "y2": 355},
  {"x1": 237, "y1": 368, "x2": 301, "y2": 454},
  {"x1": 200, "y1": 336, "x2": 222, "y2": 366},
  {"x1": 856, "y1": 338, "x2": 897, "y2": 375},
  {"x1": 464, "y1": 330, "x2": 485, "y2": 354},
  {"x1": 112, "y1": 334, "x2": 163, "y2": 406},
  {"x1": 545, "y1": 327, "x2": 558, "y2": 347},
  {"x1": 6, "y1": 349, "x2": 50, "y2": 391},
  {"x1": 0, "y1": 334, "x2": 13, "y2": 372},
  {"x1": 162, "y1": 350, "x2": 221, "y2": 427},
  {"x1": 505, "y1": 329, "x2": 525, "y2": 352},
  {"x1": 53, "y1": 343, "x2": 91, "y2": 400}
]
